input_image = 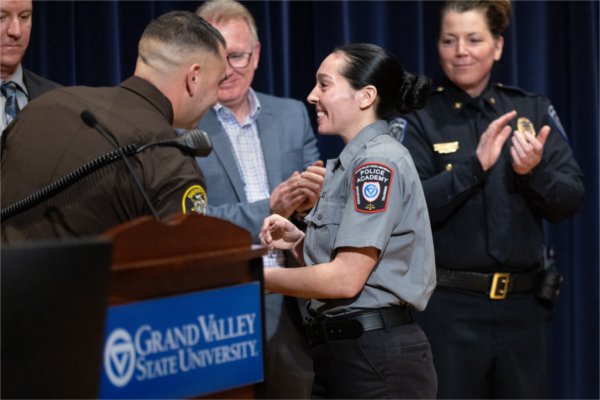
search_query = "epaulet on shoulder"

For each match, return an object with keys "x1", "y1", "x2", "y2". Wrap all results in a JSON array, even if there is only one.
[{"x1": 494, "y1": 82, "x2": 537, "y2": 97}]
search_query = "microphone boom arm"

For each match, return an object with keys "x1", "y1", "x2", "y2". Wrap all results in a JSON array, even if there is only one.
[
  {"x1": 1, "y1": 112, "x2": 213, "y2": 222},
  {"x1": 1, "y1": 144, "x2": 137, "y2": 221}
]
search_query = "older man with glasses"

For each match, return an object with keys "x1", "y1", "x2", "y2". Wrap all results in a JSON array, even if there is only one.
[{"x1": 195, "y1": 1, "x2": 324, "y2": 398}]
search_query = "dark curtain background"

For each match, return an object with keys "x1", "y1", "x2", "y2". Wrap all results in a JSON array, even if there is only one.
[{"x1": 24, "y1": 1, "x2": 598, "y2": 398}]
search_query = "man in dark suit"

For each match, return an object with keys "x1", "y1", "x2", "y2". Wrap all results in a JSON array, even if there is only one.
[
  {"x1": 196, "y1": 1, "x2": 325, "y2": 398},
  {"x1": 1, "y1": 0, "x2": 60, "y2": 133}
]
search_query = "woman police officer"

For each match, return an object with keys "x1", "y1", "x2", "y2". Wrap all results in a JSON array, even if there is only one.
[
  {"x1": 259, "y1": 43, "x2": 437, "y2": 398},
  {"x1": 401, "y1": 1, "x2": 584, "y2": 398}
]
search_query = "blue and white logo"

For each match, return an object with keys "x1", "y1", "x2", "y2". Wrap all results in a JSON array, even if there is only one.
[
  {"x1": 99, "y1": 282, "x2": 263, "y2": 399},
  {"x1": 104, "y1": 328, "x2": 136, "y2": 387},
  {"x1": 362, "y1": 182, "x2": 380, "y2": 202}
]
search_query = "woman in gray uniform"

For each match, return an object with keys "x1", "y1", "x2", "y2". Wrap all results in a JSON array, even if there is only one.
[{"x1": 259, "y1": 43, "x2": 437, "y2": 398}]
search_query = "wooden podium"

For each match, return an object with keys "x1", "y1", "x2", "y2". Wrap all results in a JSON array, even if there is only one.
[
  {"x1": 104, "y1": 213, "x2": 265, "y2": 305},
  {"x1": 0, "y1": 214, "x2": 264, "y2": 398},
  {"x1": 101, "y1": 214, "x2": 267, "y2": 399}
]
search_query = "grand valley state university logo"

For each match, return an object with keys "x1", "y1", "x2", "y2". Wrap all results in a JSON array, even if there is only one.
[
  {"x1": 104, "y1": 328, "x2": 136, "y2": 387},
  {"x1": 99, "y1": 284, "x2": 263, "y2": 398}
]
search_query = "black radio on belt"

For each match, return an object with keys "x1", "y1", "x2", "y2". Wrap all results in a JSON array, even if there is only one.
[{"x1": 536, "y1": 246, "x2": 564, "y2": 304}]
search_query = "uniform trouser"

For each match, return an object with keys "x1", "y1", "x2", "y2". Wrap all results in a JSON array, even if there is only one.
[
  {"x1": 414, "y1": 287, "x2": 552, "y2": 399},
  {"x1": 310, "y1": 322, "x2": 437, "y2": 399},
  {"x1": 262, "y1": 294, "x2": 314, "y2": 399}
]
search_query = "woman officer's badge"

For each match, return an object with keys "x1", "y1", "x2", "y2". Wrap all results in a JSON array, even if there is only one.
[
  {"x1": 517, "y1": 117, "x2": 536, "y2": 137},
  {"x1": 353, "y1": 162, "x2": 393, "y2": 213},
  {"x1": 182, "y1": 185, "x2": 207, "y2": 215}
]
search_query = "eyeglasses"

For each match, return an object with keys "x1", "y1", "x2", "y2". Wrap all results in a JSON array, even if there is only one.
[{"x1": 227, "y1": 52, "x2": 253, "y2": 69}]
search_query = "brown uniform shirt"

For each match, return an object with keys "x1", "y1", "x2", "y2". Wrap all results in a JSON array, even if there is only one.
[{"x1": 1, "y1": 77, "x2": 207, "y2": 242}]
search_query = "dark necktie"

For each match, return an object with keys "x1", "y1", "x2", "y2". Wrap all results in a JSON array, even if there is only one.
[
  {"x1": 1, "y1": 81, "x2": 21, "y2": 124},
  {"x1": 468, "y1": 98, "x2": 513, "y2": 264}
]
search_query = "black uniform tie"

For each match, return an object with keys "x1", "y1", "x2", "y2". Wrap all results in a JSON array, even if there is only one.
[
  {"x1": 1, "y1": 81, "x2": 21, "y2": 124},
  {"x1": 469, "y1": 97, "x2": 513, "y2": 264}
]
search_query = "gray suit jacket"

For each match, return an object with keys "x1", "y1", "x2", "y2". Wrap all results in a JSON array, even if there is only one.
[
  {"x1": 23, "y1": 68, "x2": 61, "y2": 100},
  {"x1": 197, "y1": 91, "x2": 320, "y2": 242}
]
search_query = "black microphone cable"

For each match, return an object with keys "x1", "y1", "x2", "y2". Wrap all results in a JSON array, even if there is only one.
[
  {"x1": 80, "y1": 110, "x2": 159, "y2": 219},
  {"x1": 1, "y1": 144, "x2": 137, "y2": 221},
  {"x1": 1, "y1": 120, "x2": 212, "y2": 221}
]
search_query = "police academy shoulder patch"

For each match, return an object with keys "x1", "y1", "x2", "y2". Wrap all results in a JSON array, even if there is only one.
[
  {"x1": 353, "y1": 162, "x2": 393, "y2": 213},
  {"x1": 182, "y1": 185, "x2": 207, "y2": 215}
]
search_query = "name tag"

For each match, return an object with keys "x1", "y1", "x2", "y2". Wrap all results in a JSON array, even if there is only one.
[{"x1": 433, "y1": 141, "x2": 459, "y2": 154}]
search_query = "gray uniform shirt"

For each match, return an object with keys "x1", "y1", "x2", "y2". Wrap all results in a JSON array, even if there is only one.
[{"x1": 304, "y1": 120, "x2": 436, "y2": 317}]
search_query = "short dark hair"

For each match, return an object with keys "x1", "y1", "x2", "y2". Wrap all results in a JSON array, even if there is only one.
[
  {"x1": 441, "y1": 0, "x2": 512, "y2": 38},
  {"x1": 141, "y1": 10, "x2": 226, "y2": 57},
  {"x1": 335, "y1": 43, "x2": 431, "y2": 119}
]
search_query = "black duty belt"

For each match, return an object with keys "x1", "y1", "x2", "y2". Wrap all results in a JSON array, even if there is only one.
[
  {"x1": 305, "y1": 306, "x2": 413, "y2": 345},
  {"x1": 436, "y1": 267, "x2": 542, "y2": 300}
]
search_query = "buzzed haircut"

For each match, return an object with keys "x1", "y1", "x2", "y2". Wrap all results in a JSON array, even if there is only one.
[{"x1": 141, "y1": 10, "x2": 226, "y2": 57}]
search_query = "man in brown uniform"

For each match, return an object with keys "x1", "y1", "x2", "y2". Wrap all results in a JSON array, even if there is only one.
[{"x1": 0, "y1": 11, "x2": 227, "y2": 242}]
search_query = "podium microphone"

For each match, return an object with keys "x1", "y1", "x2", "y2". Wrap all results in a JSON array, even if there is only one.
[
  {"x1": 1, "y1": 117, "x2": 211, "y2": 221},
  {"x1": 80, "y1": 110, "x2": 159, "y2": 219},
  {"x1": 137, "y1": 128, "x2": 212, "y2": 158}
]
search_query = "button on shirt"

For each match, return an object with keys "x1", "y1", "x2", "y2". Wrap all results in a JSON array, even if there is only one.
[
  {"x1": 304, "y1": 120, "x2": 436, "y2": 317},
  {"x1": 214, "y1": 89, "x2": 285, "y2": 268}
]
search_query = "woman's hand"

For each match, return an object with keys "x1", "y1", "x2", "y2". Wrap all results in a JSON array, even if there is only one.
[
  {"x1": 511, "y1": 125, "x2": 550, "y2": 175},
  {"x1": 259, "y1": 214, "x2": 304, "y2": 250},
  {"x1": 476, "y1": 111, "x2": 516, "y2": 171}
]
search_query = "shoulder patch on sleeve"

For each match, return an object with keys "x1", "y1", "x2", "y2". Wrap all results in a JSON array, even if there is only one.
[
  {"x1": 182, "y1": 185, "x2": 207, "y2": 215},
  {"x1": 547, "y1": 105, "x2": 569, "y2": 142},
  {"x1": 388, "y1": 117, "x2": 407, "y2": 142},
  {"x1": 353, "y1": 162, "x2": 393, "y2": 213}
]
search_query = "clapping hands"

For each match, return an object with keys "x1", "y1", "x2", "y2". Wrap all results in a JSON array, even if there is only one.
[{"x1": 269, "y1": 160, "x2": 326, "y2": 217}]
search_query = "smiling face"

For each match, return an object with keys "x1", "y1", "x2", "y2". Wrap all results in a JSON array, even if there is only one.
[
  {"x1": 0, "y1": 0, "x2": 32, "y2": 79},
  {"x1": 438, "y1": 9, "x2": 504, "y2": 97},
  {"x1": 210, "y1": 18, "x2": 259, "y2": 113},
  {"x1": 307, "y1": 52, "x2": 365, "y2": 140}
]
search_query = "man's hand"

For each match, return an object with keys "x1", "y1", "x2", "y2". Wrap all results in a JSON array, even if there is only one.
[
  {"x1": 296, "y1": 160, "x2": 326, "y2": 213},
  {"x1": 269, "y1": 171, "x2": 306, "y2": 218}
]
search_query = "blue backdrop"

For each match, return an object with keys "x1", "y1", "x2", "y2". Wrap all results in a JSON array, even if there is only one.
[{"x1": 24, "y1": 1, "x2": 598, "y2": 398}]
